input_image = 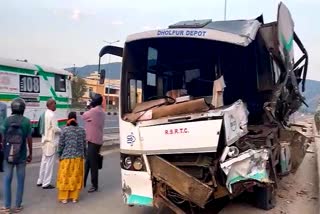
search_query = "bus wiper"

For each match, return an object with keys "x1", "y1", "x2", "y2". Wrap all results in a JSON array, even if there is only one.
[{"x1": 168, "y1": 116, "x2": 192, "y2": 122}]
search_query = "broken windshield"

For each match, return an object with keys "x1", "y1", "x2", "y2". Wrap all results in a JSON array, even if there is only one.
[{"x1": 122, "y1": 36, "x2": 279, "y2": 124}]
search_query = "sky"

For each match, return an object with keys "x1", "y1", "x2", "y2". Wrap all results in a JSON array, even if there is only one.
[{"x1": 1, "y1": 0, "x2": 320, "y2": 80}]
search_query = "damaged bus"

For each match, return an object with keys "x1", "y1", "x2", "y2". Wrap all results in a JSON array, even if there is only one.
[{"x1": 99, "y1": 2, "x2": 311, "y2": 213}]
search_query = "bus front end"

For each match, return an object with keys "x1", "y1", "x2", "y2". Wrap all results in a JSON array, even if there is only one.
[{"x1": 100, "y1": 4, "x2": 310, "y2": 212}]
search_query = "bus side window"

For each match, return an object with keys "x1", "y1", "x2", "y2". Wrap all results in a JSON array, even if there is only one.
[
  {"x1": 147, "y1": 72, "x2": 156, "y2": 86},
  {"x1": 147, "y1": 47, "x2": 158, "y2": 71},
  {"x1": 55, "y1": 74, "x2": 66, "y2": 92}
]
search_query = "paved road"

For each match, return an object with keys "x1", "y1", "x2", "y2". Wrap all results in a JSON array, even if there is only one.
[
  {"x1": 76, "y1": 113, "x2": 119, "y2": 133},
  {"x1": 0, "y1": 150, "x2": 154, "y2": 214},
  {"x1": 18, "y1": 114, "x2": 317, "y2": 213},
  {"x1": 0, "y1": 146, "x2": 317, "y2": 214}
]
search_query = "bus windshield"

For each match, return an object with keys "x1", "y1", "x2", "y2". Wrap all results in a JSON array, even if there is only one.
[{"x1": 122, "y1": 37, "x2": 277, "y2": 123}]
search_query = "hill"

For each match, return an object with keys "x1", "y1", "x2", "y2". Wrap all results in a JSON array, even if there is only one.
[
  {"x1": 66, "y1": 63, "x2": 320, "y2": 113},
  {"x1": 65, "y1": 62, "x2": 121, "y2": 79},
  {"x1": 301, "y1": 79, "x2": 320, "y2": 113}
]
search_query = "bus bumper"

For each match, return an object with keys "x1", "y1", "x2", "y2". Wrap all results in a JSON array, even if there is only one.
[{"x1": 121, "y1": 169, "x2": 153, "y2": 207}]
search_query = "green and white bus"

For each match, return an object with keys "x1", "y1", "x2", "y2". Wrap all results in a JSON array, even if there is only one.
[{"x1": 0, "y1": 57, "x2": 72, "y2": 134}]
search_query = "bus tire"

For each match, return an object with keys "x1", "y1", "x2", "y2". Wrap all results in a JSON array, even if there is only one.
[{"x1": 254, "y1": 185, "x2": 276, "y2": 210}]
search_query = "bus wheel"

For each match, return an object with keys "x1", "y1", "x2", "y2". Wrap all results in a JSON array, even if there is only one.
[{"x1": 254, "y1": 185, "x2": 276, "y2": 210}]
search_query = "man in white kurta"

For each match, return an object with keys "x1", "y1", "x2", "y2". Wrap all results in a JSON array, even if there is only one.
[{"x1": 37, "y1": 99, "x2": 61, "y2": 189}]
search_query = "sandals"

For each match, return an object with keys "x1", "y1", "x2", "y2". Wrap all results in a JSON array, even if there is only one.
[
  {"x1": 60, "y1": 200, "x2": 68, "y2": 204},
  {"x1": 12, "y1": 206, "x2": 23, "y2": 213},
  {"x1": 1, "y1": 206, "x2": 23, "y2": 213},
  {"x1": 0, "y1": 207, "x2": 11, "y2": 213},
  {"x1": 60, "y1": 199, "x2": 78, "y2": 204},
  {"x1": 88, "y1": 187, "x2": 97, "y2": 193}
]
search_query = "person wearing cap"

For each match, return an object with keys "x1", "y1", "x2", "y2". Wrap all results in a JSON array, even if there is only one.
[
  {"x1": 82, "y1": 94, "x2": 105, "y2": 193},
  {"x1": 1, "y1": 98, "x2": 32, "y2": 213}
]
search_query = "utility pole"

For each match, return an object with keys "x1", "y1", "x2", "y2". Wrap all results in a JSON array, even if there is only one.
[
  {"x1": 73, "y1": 64, "x2": 76, "y2": 75},
  {"x1": 224, "y1": 0, "x2": 227, "y2": 20},
  {"x1": 103, "y1": 40, "x2": 120, "y2": 111}
]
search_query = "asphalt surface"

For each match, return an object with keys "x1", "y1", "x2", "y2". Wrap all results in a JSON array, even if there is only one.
[
  {"x1": 0, "y1": 150, "x2": 155, "y2": 214},
  {"x1": 77, "y1": 113, "x2": 119, "y2": 133},
  {"x1": 0, "y1": 147, "x2": 317, "y2": 214}
]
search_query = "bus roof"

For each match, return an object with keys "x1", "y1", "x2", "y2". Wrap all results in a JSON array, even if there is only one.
[
  {"x1": 126, "y1": 19, "x2": 261, "y2": 47},
  {"x1": 0, "y1": 57, "x2": 70, "y2": 76}
]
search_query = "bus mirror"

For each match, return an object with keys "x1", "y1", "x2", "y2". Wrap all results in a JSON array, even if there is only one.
[
  {"x1": 89, "y1": 91, "x2": 96, "y2": 99},
  {"x1": 100, "y1": 69, "x2": 106, "y2": 84}
]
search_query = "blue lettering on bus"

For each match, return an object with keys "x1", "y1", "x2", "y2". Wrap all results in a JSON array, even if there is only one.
[
  {"x1": 157, "y1": 30, "x2": 207, "y2": 37},
  {"x1": 186, "y1": 30, "x2": 207, "y2": 37},
  {"x1": 157, "y1": 30, "x2": 184, "y2": 36}
]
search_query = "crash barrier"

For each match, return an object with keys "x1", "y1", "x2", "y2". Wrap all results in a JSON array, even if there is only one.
[
  {"x1": 106, "y1": 112, "x2": 118, "y2": 115},
  {"x1": 312, "y1": 118, "x2": 320, "y2": 202},
  {"x1": 79, "y1": 111, "x2": 118, "y2": 116},
  {"x1": 104, "y1": 127, "x2": 119, "y2": 134}
]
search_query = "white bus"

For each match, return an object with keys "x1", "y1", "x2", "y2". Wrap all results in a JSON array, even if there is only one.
[
  {"x1": 0, "y1": 57, "x2": 72, "y2": 134},
  {"x1": 99, "y1": 2, "x2": 310, "y2": 213}
]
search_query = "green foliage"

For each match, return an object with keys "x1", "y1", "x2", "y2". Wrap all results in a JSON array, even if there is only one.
[{"x1": 71, "y1": 77, "x2": 87, "y2": 103}]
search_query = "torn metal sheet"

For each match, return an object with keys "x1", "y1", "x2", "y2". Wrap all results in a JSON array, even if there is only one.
[
  {"x1": 132, "y1": 98, "x2": 173, "y2": 113},
  {"x1": 149, "y1": 155, "x2": 213, "y2": 208},
  {"x1": 220, "y1": 149, "x2": 271, "y2": 193},
  {"x1": 279, "y1": 129, "x2": 310, "y2": 172},
  {"x1": 152, "y1": 98, "x2": 210, "y2": 119},
  {"x1": 222, "y1": 100, "x2": 249, "y2": 146}
]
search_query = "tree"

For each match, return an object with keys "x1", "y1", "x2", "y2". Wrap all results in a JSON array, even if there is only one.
[{"x1": 71, "y1": 76, "x2": 87, "y2": 103}]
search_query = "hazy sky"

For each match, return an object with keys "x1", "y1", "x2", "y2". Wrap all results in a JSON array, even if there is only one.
[{"x1": 1, "y1": 0, "x2": 319, "y2": 79}]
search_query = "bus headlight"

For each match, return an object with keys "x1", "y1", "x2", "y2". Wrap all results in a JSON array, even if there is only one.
[
  {"x1": 121, "y1": 154, "x2": 146, "y2": 171},
  {"x1": 123, "y1": 157, "x2": 132, "y2": 170},
  {"x1": 133, "y1": 157, "x2": 143, "y2": 171}
]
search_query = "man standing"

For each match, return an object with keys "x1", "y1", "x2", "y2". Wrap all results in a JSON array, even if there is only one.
[
  {"x1": 1, "y1": 98, "x2": 32, "y2": 213},
  {"x1": 83, "y1": 94, "x2": 105, "y2": 193},
  {"x1": 37, "y1": 99, "x2": 60, "y2": 189}
]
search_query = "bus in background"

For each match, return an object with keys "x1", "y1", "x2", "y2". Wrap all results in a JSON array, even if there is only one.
[{"x1": 0, "y1": 57, "x2": 72, "y2": 135}]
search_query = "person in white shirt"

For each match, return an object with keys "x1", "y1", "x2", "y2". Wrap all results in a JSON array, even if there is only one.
[{"x1": 36, "y1": 99, "x2": 61, "y2": 189}]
